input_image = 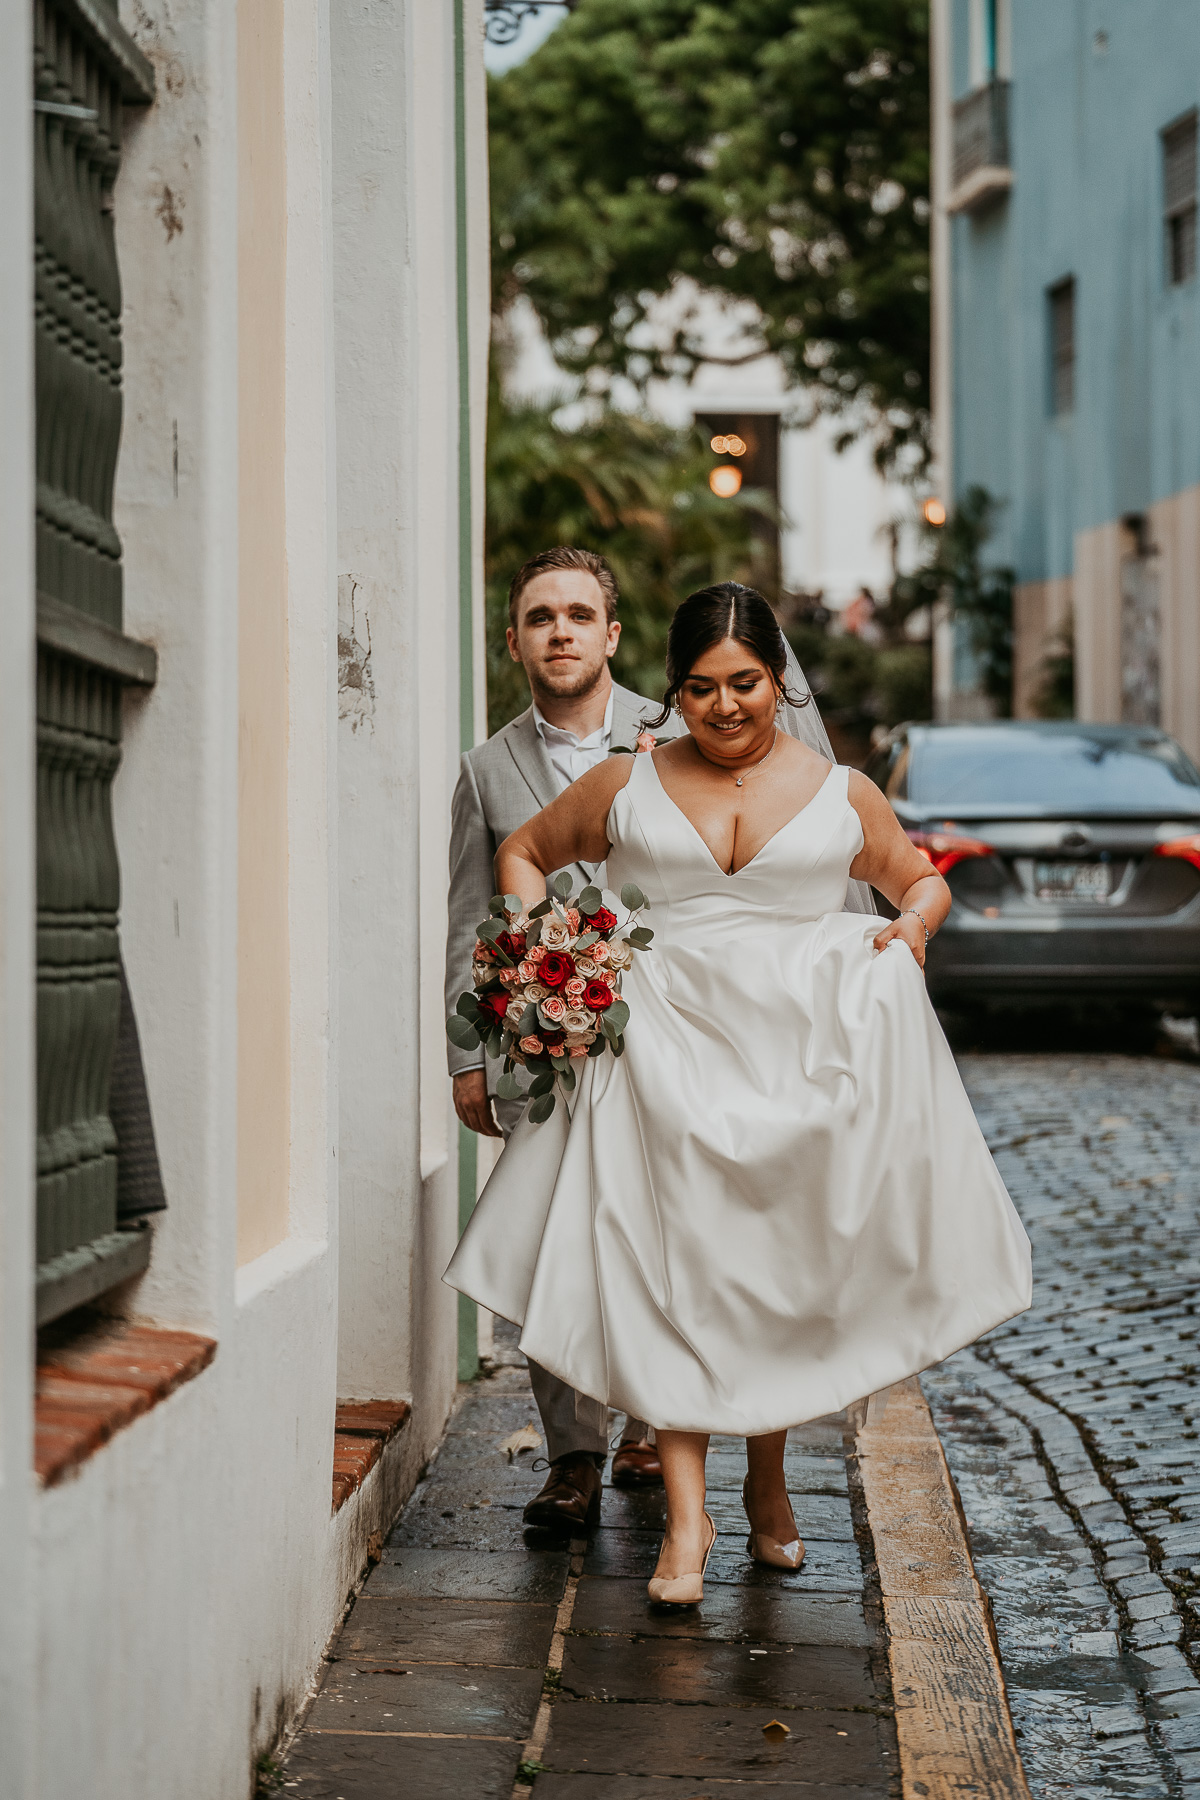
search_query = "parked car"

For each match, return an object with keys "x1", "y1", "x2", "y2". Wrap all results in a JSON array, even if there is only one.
[{"x1": 863, "y1": 722, "x2": 1200, "y2": 1012}]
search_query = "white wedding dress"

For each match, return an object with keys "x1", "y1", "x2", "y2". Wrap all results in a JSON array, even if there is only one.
[{"x1": 445, "y1": 753, "x2": 1032, "y2": 1436}]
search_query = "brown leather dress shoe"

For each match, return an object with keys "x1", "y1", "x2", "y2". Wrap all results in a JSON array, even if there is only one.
[
  {"x1": 522, "y1": 1453, "x2": 602, "y2": 1531},
  {"x1": 611, "y1": 1439, "x2": 663, "y2": 1488}
]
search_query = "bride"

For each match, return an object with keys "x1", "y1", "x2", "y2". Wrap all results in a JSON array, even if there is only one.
[{"x1": 446, "y1": 582, "x2": 1031, "y2": 1607}]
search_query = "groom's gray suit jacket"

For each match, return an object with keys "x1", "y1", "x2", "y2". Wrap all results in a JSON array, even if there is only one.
[{"x1": 445, "y1": 682, "x2": 680, "y2": 1082}]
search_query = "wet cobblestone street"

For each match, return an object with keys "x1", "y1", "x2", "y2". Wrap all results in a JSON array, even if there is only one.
[{"x1": 928, "y1": 1048, "x2": 1200, "y2": 1798}]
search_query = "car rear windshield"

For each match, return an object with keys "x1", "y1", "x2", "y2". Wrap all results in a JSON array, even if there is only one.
[{"x1": 911, "y1": 729, "x2": 1200, "y2": 812}]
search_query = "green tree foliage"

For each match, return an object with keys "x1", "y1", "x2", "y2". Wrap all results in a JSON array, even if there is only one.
[
  {"x1": 489, "y1": 0, "x2": 930, "y2": 472},
  {"x1": 486, "y1": 387, "x2": 776, "y2": 732},
  {"x1": 894, "y1": 484, "x2": 1015, "y2": 714}
]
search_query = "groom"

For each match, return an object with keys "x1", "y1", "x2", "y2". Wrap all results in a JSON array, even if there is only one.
[{"x1": 446, "y1": 545, "x2": 680, "y2": 1531}]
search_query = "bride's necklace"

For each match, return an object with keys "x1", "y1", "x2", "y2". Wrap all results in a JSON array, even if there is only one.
[{"x1": 727, "y1": 727, "x2": 779, "y2": 788}]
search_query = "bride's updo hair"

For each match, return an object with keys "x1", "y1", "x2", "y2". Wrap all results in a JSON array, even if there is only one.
[{"x1": 646, "y1": 581, "x2": 810, "y2": 728}]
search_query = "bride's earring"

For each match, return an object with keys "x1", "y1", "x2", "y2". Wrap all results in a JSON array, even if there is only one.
[{"x1": 775, "y1": 694, "x2": 785, "y2": 713}]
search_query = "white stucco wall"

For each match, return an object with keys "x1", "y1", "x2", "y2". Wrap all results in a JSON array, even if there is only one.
[
  {"x1": 0, "y1": 0, "x2": 36, "y2": 1792},
  {"x1": 5, "y1": 2, "x2": 487, "y2": 1795}
]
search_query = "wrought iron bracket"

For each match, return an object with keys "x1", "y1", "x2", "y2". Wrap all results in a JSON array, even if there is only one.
[{"x1": 484, "y1": 0, "x2": 575, "y2": 48}]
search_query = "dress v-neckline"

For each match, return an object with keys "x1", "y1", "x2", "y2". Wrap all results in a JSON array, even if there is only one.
[{"x1": 645, "y1": 753, "x2": 837, "y2": 879}]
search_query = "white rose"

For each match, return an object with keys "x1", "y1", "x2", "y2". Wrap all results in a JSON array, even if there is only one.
[
  {"x1": 560, "y1": 1007, "x2": 594, "y2": 1034},
  {"x1": 574, "y1": 957, "x2": 598, "y2": 978},
  {"x1": 504, "y1": 1000, "x2": 526, "y2": 1029},
  {"x1": 540, "y1": 918, "x2": 572, "y2": 950},
  {"x1": 607, "y1": 941, "x2": 633, "y2": 971},
  {"x1": 524, "y1": 981, "x2": 550, "y2": 1002}
]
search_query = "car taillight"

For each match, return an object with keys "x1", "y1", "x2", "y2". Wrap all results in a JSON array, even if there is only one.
[
  {"x1": 907, "y1": 829, "x2": 996, "y2": 876},
  {"x1": 1154, "y1": 833, "x2": 1200, "y2": 872}
]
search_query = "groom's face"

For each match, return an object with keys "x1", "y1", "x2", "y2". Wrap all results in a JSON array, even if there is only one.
[{"x1": 508, "y1": 572, "x2": 620, "y2": 703}]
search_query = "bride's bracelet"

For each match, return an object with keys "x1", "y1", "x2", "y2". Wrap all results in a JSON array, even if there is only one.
[{"x1": 900, "y1": 907, "x2": 930, "y2": 945}]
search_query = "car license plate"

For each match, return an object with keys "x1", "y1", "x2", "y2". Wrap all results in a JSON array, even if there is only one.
[{"x1": 1033, "y1": 860, "x2": 1110, "y2": 902}]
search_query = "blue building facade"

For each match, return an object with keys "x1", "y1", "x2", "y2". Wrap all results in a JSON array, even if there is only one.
[{"x1": 936, "y1": 0, "x2": 1200, "y2": 756}]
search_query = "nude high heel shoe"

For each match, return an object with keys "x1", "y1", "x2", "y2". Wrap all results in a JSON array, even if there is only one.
[
  {"x1": 743, "y1": 1477, "x2": 805, "y2": 1570},
  {"x1": 647, "y1": 1511, "x2": 717, "y2": 1606}
]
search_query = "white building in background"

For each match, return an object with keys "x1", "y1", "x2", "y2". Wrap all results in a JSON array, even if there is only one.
[
  {"x1": 1, "y1": 3, "x2": 489, "y2": 1797},
  {"x1": 502, "y1": 288, "x2": 918, "y2": 613}
]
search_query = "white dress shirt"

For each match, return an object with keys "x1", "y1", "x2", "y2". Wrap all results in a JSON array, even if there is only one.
[{"x1": 532, "y1": 690, "x2": 614, "y2": 792}]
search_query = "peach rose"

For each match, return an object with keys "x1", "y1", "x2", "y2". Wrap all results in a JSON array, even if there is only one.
[
  {"x1": 518, "y1": 1034, "x2": 543, "y2": 1056},
  {"x1": 590, "y1": 939, "x2": 611, "y2": 964},
  {"x1": 517, "y1": 958, "x2": 540, "y2": 983},
  {"x1": 564, "y1": 976, "x2": 588, "y2": 1003},
  {"x1": 566, "y1": 908, "x2": 582, "y2": 932},
  {"x1": 538, "y1": 994, "x2": 567, "y2": 1023},
  {"x1": 526, "y1": 943, "x2": 546, "y2": 963},
  {"x1": 635, "y1": 730, "x2": 657, "y2": 754},
  {"x1": 568, "y1": 1043, "x2": 590, "y2": 1058},
  {"x1": 499, "y1": 966, "x2": 520, "y2": 985}
]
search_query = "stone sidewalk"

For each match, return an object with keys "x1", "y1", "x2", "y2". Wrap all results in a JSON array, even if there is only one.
[{"x1": 281, "y1": 1321, "x2": 899, "y2": 1798}]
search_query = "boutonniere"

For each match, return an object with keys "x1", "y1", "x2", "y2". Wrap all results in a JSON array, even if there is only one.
[{"x1": 610, "y1": 730, "x2": 658, "y2": 756}]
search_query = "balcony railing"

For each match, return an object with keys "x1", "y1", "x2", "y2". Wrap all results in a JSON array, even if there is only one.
[{"x1": 949, "y1": 80, "x2": 1013, "y2": 215}]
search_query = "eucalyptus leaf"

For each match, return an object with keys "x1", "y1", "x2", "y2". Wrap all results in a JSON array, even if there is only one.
[
  {"x1": 606, "y1": 1000, "x2": 630, "y2": 1036},
  {"x1": 447, "y1": 1016, "x2": 481, "y2": 1050},
  {"x1": 477, "y1": 918, "x2": 504, "y2": 942},
  {"x1": 489, "y1": 895, "x2": 508, "y2": 917},
  {"x1": 519, "y1": 1003, "x2": 539, "y2": 1037},
  {"x1": 486, "y1": 1027, "x2": 505, "y2": 1060},
  {"x1": 496, "y1": 1072, "x2": 523, "y2": 1100},
  {"x1": 525, "y1": 916, "x2": 543, "y2": 949},
  {"x1": 527, "y1": 1092, "x2": 557, "y2": 1125},
  {"x1": 629, "y1": 926, "x2": 654, "y2": 945},
  {"x1": 626, "y1": 937, "x2": 649, "y2": 952},
  {"x1": 552, "y1": 870, "x2": 574, "y2": 899},
  {"x1": 600, "y1": 1015, "x2": 618, "y2": 1045},
  {"x1": 529, "y1": 1070, "x2": 555, "y2": 1097},
  {"x1": 612, "y1": 1035, "x2": 625, "y2": 1058},
  {"x1": 579, "y1": 885, "x2": 602, "y2": 914},
  {"x1": 587, "y1": 1036, "x2": 607, "y2": 1057},
  {"x1": 504, "y1": 893, "x2": 523, "y2": 916},
  {"x1": 574, "y1": 930, "x2": 598, "y2": 951},
  {"x1": 551, "y1": 1054, "x2": 570, "y2": 1073},
  {"x1": 528, "y1": 898, "x2": 553, "y2": 919},
  {"x1": 456, "y1": 993, "x2": 483, "y2": 1020},
  {"x1": 558, "y1": 1064, "x2": 577, "y2": 1091},
  {"x1": 620, "y1": 882, "x2": 646, "y2": 910}
]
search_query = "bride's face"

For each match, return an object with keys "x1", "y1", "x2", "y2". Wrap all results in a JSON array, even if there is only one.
[{"x1": 677, "y1": 636, "x2": 780, "y2": 762}]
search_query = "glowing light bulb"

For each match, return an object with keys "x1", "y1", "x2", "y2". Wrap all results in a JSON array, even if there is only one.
[{"x1": 922, "y1": 497, "x2": 947, "y2": 526}]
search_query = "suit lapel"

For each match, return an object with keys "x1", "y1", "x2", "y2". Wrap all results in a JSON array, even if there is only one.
[{"x1": 504, "y1": 708, "x2": 559, "y2": 812}]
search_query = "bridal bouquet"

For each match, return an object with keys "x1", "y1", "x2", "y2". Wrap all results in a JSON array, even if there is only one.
[{"x1": 447, "y1": 876, "x2": 652, "y2": 1122}]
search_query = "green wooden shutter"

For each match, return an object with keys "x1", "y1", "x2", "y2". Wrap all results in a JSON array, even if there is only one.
[{"x1": 33, "y1": 0, "x2": 158, "y2": 1325}]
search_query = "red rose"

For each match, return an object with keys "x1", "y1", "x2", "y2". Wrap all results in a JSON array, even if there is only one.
[
  {"x1": 477, "y1": 991, "x2": 509, "y2": 1026},
  {"x1": 540, "y1": 1029, "x2": 566, "y2": 1051},
  {"x1": 586, "y1": 907, "x2": 618, "y2": 934},
  {"x1": 495, "y1": 929, "x2": 526, "y2": 960},
  {"x1": 582, "y1": 979, "x2": 614, "y2": 1012},
  {"x1": 539, "y1": 950, "x2": 575, "y2": 990}
]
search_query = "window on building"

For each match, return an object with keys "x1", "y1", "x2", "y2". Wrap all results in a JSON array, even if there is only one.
[
  {"x1": 1163, "y1": 112, "x2": 1198, "y2": 286},
  {"x1": 1048, "y1": 278, "x2": 1075, "y2": 416}
]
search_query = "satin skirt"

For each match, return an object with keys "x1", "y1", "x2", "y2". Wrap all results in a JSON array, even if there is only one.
[{"x1": 446, "y1": 911, "x2": 1031, "y2": 1436}]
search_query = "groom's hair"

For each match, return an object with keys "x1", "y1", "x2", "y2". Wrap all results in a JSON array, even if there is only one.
[{"x1": 508, "y1": 546, "x2": 619, "y2": 626}]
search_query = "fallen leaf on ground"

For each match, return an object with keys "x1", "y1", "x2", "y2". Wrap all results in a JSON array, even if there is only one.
[
  {"x1": 762, "y1": 1720, "x2": 790, "y2": 1742},
  {"x1": 500, "y1": 1424, "x2": 542, "y2": 1461}
]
